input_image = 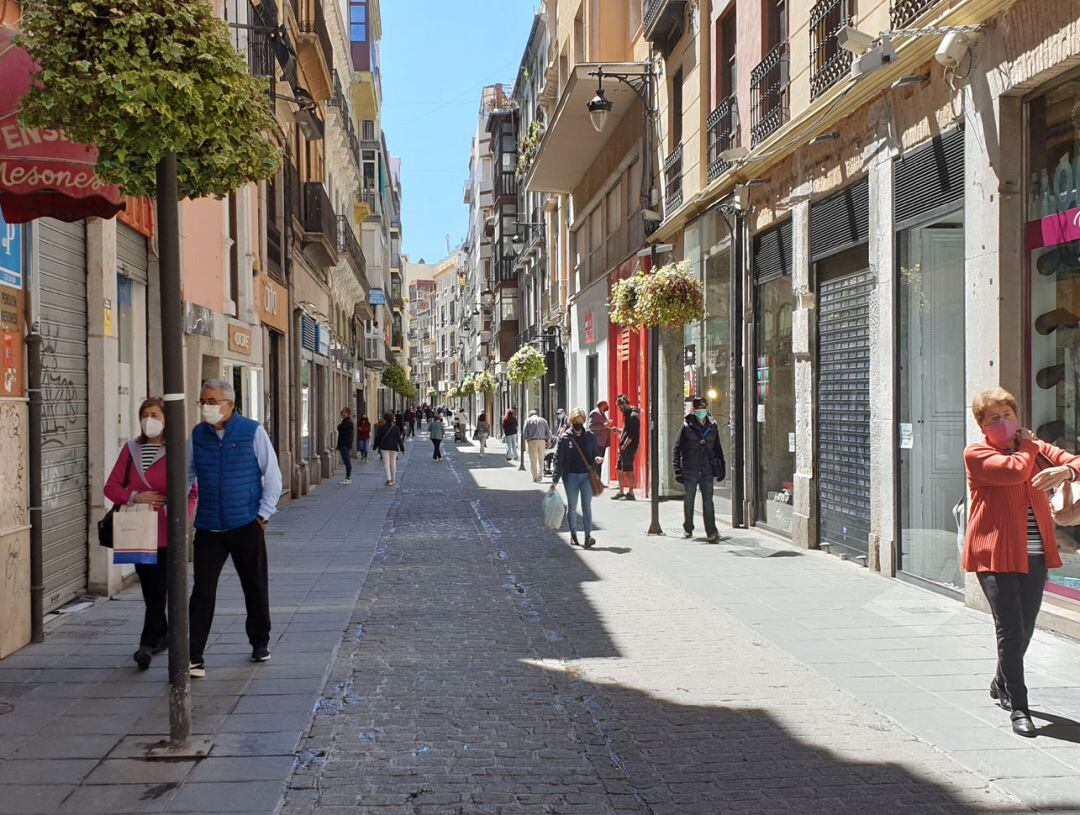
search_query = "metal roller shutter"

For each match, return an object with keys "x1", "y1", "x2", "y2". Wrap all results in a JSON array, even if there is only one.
[
  {"x1": 894, "y1": 127, "x2": 964, "y2": 229},
  {"x1": 753, "y1": 219, "x2": 793, "y2": 284},
  {"x1": 117, "y1": 223, "x2": 148, "y2": 284},
  {"x1": 810, "y1": 176, "x2": 870, "y2": 262},
  {"x1": 38, "y1": 218, "x2": 90, "y2": 611}
]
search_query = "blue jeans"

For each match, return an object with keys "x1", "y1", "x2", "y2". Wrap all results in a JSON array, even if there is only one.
[
  {"x1": 563, "y1": 472, "x2": 593, "y2": 538},
  {"x1": 505, "y1": 433, "x2": 518, "y2": 459},
  {"x1": 357, "y1": 439, "x2": 368, "y2": 459},
  {"x1": 682, "y1": 473, "x2": 717, "y2": 537},
  {"x1": 339, "y1": 448, "x2": 352, "y2": 479}
]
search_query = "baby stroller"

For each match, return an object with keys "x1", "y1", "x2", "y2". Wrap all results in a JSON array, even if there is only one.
[
  {"x1": 543, "y1": 446, "x2": 557, "y2": 478},
  {"x1": 454, "y1": 421, "x2": 466, "y2": 443}
]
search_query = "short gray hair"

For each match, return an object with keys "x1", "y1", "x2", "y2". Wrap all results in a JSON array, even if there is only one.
[{"x1": 201, "y1": 378, "x2": 235, "y2": 401}]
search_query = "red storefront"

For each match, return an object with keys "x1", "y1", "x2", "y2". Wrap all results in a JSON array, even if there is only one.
[{"x1": 607, "y1": 257, "x2": 650, "y2": 495}]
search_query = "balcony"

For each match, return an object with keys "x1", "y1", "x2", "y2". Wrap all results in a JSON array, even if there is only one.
[
  {"x1": 495, "y1": 255, "x2": 516, "y2": 287},
  {"x1": 356, "y1": 188, "x2": 382, "y2": 222},
  {"x1": 750, "y1": 41, "x2": 790, "y2": 146},
  {"x1": 663, "y1": 143, "x2": 683, "y2": 214},
  {"x1": 706, "y1": 95, "x2": 739, "y2": 182},
  {"x1": 643, "y1": 0, "x2": 688, "y2": 57},
  {"x1": 295, "y1": 0, "x2": 333, "y2": 102},
  {"x1": 327, "y1": 71, "x2": 360, "y2": 167},
  {"x1": 494, "y1": 170, "x2": 518, "y2": 201},
  {"x1": 810, "y1": 0, "x2": 853, "y2": 100},
  {"x1": 300, "y1": 181, "x2": 338, "y2": 268},
  {"x1": 337, "y1": 214, "x2": 366, "y2": 289},
  {"x1": 891, "y1": 0, "x2": 941, "y2": 28}
]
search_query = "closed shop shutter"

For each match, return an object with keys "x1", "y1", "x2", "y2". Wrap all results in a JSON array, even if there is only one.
[
  {"x1": 810, "y1": 176, "x2": 870, "y2": 262},
  {"x1": 816, "y1": 267, "x2": 874, "y2": 558},
  {"x1": 894, "y1": 127, "x2": 964, "y2": 229},
  {"x1": 117, "y1": 223, "x2": 148, "y2": 284},
  {"x1": 752, "y1": 219, "x2": 793, "y2": 284},
  {"x1": 38, "y1": 219, "x2": 89, "y2": 611}
]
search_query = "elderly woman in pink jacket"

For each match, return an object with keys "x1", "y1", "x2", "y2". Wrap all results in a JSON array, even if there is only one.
[{"x1": 104, "y1": 397, "x2": 198, "y2": 670}]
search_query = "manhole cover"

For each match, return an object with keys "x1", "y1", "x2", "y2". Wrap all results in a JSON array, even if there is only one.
[
  {"x1": 86, "y1": 618, "x2": 127, "y2": 628},
  {"x1": 0, "y1": 702, "x2": 15, "y2": 716}
]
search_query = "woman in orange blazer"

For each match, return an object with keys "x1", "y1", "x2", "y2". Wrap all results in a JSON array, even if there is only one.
[{"x1": 963, "y1": 387, "x2": 1080, "y2": 736}]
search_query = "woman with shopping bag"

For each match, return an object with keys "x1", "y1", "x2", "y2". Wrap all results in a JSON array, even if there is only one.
[
  {"x1": 549, "y1": 408, "x2": 604, "y2": 548},
  {"x1": 104, "y1": 397, "x2": 198, "y2": 671}
]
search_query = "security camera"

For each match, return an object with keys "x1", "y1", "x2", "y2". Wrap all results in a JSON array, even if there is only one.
[
  {"x1": 837, "y1": 25, "x2": 876, "y2": 54},
  {"x1": 935, "y1": 32, "x2": 970, "y2": 68}
]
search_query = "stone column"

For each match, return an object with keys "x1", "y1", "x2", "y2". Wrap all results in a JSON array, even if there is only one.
[{"x1": 790, "y1": 194, "x2": 816, "y2": 549}]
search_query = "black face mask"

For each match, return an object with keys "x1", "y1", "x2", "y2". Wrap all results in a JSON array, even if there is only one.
[{"x1": 571, "y1": 422, "x2": 585, "y2": 433}]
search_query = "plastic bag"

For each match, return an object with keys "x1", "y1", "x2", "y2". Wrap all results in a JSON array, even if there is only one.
[{"x1": 541, "y1": 490, "x2": 566, "y2": 530}]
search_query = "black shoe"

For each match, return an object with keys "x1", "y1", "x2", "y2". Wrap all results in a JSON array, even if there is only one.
[
  {"x1": 251, "y1": 646, "x2": 271, "y2": 663},
  {"x1": 990, "y1": 678, "x2": 1013, "y2": 711},
  {"x1": 151, "y1": 637, "x2": 168, "y2": 654},
  {"x1": 611, "y1": 492, "x2": 624, "y2": 500},
  {"x1": 133, "y1": 647, "x2": 152, "y2": 671},
  {"x1": 683, "y1": 530, "x2": 694, "y2": 539},
  {"x1": 1011, "y1": 709, "x2": 1037, "y2": 737},
  {"x1": 706, "y1": 533, "x2": 720, "y2": 544},
  {"x1": 624, "y1": 492, "x2": 636, "y2": 501},
  {"x1": 570, "y1": 533, "x2": 581, "y2": 547},
  {"x1": 584, "y1": 537, "x2": 596, "y2": 549}
]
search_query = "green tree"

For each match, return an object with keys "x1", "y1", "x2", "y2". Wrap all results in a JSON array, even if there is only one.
[{"x1": 18, "y1": 0, "x2": 281, "y2": 198}]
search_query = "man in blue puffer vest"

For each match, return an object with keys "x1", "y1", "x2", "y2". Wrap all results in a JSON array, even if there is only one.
[{"x1": 186, "y1": 378, "x2": 283, "y2": 678}]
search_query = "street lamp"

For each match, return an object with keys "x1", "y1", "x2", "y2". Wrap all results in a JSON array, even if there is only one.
[{"x1": 587, "y1": 85, "x2": 613, "y2": 133}]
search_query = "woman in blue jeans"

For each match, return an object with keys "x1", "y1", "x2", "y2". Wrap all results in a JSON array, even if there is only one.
[{"x1": 550, "y1": 407, "x2": 603, "y2": 548}]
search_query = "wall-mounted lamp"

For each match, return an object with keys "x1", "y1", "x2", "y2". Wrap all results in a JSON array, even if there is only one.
[{"x1": 808, "y1": 132, "x2": 839, "y2": 146}]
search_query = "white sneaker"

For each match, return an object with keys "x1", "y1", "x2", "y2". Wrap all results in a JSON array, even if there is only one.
[{"x1": 340, "y1": 478, "x2": 352, "y2": 485}]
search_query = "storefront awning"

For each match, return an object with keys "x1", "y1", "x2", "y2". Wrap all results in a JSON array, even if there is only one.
[
  {"x1": 524, "y1": 63, "x2": 647, "y2": 194},
  {"x1": 0, "y1": 27, "x2": 123, "y2": 224}
]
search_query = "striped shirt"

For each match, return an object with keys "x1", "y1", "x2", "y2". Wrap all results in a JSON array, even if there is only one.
[
  {"x1": 1026, "y1": 507, "x2": 1044, "y2": 555},
  {"x1": 140, "y1": 444, "x2": 161, "y2": 474}
]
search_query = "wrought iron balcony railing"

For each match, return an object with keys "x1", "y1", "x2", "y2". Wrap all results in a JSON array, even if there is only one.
[
  {"x1": 328, "y1": 70, "x2": 360, "y2": 165},
  {"x1": 302, "y1": 181, "x2": 338, "y2": 251},
  {"x1": 664, "y1": 143, "x2": 684, "y2": 214},
  {"x1": 706, "y1": 95, "x2": 739, "y2": 182},
  {"x1": 891, "y1": 0, "x2": 940, "y2": 28},
  {"x1": 297, "y1": 0, "x2": 333, "y2": 68},
  {"x1": 337, "y1": 214, "x2": 365, "y2": 285},
  {"x1": 810, "y1": 0, "x2": 853, "y2": 100},
  {"x1": 751, "y1": 41, "x2": 790, "y2": 146},
  {"x1": 642, "y1": 0, "x2": 688, "y2": 54}
]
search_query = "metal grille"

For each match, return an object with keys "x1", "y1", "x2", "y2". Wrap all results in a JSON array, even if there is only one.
[
  {"x1": 303, "y1": 181, "x2": 339, "y2": 249},
  {"x1": 894, "y1": 127, "x2": 964, "y2": 227},
  {"x1": 752, "y1": 219, "x2": 793, "y2": 283},
  {"x1": 810, "y1": 0, "x2": 852, "y2": 100},
  {"x1": 810, "y1": 176, "x2": 869, "y2": 262},
  {"x1": 751, "y1": 41, "x2": 790, "y2": 145},
  {"x1": 817, "y1": 269, "x2": 874, "y2": 558},
  {"x1": 664, "y1": 143, "x2": 684, "y2": 213},
  {"x1": 328, "y1": 71, "x2": 360, "y2": 166},
  {"x1": 301, "y1": 315, "x2": 317, "y2": 352},
  {"x1": 706, "y1": 95, "x2": 739, "y2": 181},
  {"x1": 891, "y1": 0, "x2": 940, "y2": 28}
]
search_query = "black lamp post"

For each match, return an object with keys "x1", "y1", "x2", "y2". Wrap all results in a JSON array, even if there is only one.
[{"x1": 585, "y1": 62, "x2": 664, "y2": 537}]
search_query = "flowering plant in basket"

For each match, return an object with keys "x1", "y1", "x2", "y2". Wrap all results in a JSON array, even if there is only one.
[
  {"x1": 507, "y1": 345, "x2": 547, "y2": 383},
  {"x1": 635, "y1": 261, "x2": 704, "y2": 327}
]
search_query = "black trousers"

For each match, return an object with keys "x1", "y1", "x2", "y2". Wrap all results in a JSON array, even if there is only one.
[
  {"x1": 682, "y1": 473, "x2": 718, "y2": 537},
  {"x1": 135, "y1": 557, "x2": 168, "y2": 648},
  {"x1": 432, "y1": 438, "x2": 442, "y2": 459},
  {"x1": 189, "y1": 520, "x2": 271, "y2": 661},
  {"x1": 977, "y1": 554, "x2": 1046, "y2": 712}
]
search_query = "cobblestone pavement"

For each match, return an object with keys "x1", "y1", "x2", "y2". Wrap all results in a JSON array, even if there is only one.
[{"x1": 280, "y1": 432, "x2": 1080, "y2": 815}]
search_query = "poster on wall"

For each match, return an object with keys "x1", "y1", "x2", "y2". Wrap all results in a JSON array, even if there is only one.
[{"x1": 0, "y1": 288, "x2": 24, "y2": 397}]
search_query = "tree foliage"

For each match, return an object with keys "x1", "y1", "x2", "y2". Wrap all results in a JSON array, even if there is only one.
[{"x1": 18, "y1": 0, "x2": 282, "y2": 198}]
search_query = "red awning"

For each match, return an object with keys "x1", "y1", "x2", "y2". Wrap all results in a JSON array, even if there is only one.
[{"x1": 0, "y1": 26, "x2": 123, "y2": 224}]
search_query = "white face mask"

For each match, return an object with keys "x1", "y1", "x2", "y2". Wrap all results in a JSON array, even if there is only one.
[
  {"x1": 201, "y1": 404, "x2": 225, "y2": 425},
  {"x1": 141, "y1": 417, "x2": 164, "y2": 438}
]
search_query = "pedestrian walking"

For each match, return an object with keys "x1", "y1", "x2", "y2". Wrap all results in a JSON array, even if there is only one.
[
  {"x1": 612, "y1": 394, "x2": 641, "y2": 500},
  {"x1": 503, "y1": 408, "x2": 519, "y2": 461},
  {"x1": 405, "y1": 407, "x2": 416, "y2": 438},
  {"x1": 186, "y1": 378, "x2": 283, "y2": 678},
  {"x1": 475, "y1": 412, "x2": 491, "y2": 456},
  {"x1": 373, "y1": 415, "x2": 386, "y2": 461},
  {"x1": 962, "y1": 387, "x2": 1080, "y2": 737},
  {"x1": 554, "y1": 408, "x2": 569, "y2": 437},
  {"x1": 673, "y1": 396, "x2": 726, "y2": 543},
  {"x1": 104, "y1": 397, "x2": 198, "y2": 671},
  {"x1": 523, "y1": 409, "x2": 552, "y2": 482},
  {"x1": 429, "y1": 413, "x2": 445, "y2": 461},
  {"x1": 377, "y1": 410, "x2": 405, "y2": 485},
  {"x1": 589, "y1": 400, "x2": 612, "y2": 474},
  {"x1": 550, "y1": 408, "x2": 603, "y2": 548},
  {"x1": 357, "y1": 413, "x2": 371, "y2": 463},
  {"x1": 337, "y1": 407, "x2": 355, "y2": 485},
  {"x1": 395, "y1": 410, "x2": 405, "y2": 436}
]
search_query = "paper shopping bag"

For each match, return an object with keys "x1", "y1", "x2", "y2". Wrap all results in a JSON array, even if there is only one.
[{"x1": 113, "y1": 504, "x2": 159, "y2": 565}]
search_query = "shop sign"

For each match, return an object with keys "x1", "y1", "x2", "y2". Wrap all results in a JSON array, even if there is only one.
[
  {"x1": 0, "y1": 209, "x2": 21, "y2": 290},
  {"x1": 369, "y1": 288, "x2": 386, "y2": 306},
  {"x1": 257, "y1": 273, "x2": 289, "y2": 333},
  {"x1": 583, "y1": 310, "x2": 595, "y2": 344},
  {"x1": 0, "y1": 287, "x2": 23, "y2": 396},
  {"x1": 227, "y1": 323, "x2": 252, "y2": 355},
  {"x1": 184, "y1": 301, "x2": 213, "y2": 337},
  {"x1": 684, "y1": 344, "x2": 696, "y2": 367}
]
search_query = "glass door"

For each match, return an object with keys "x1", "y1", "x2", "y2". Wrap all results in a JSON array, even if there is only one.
[
  {"x1": 897, "y1": 211, "x2": 965, "y2": 590},
  {"x1": 754, "y1": 274, "x2": 795, "y2": 535}
]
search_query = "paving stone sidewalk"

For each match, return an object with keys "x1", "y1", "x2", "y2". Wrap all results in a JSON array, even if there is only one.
[
  {"x1": 281, "y1": 434, "x2": 1080, "y2": 815},
  {"x1": 0, "y1": 442, "x2": 402, "y2": 815}
]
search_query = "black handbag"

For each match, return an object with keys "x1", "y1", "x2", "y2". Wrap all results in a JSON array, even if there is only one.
[
  {"x1": 700, "y1": 425, "x2": 726, "y2": 481},
  {"x1": 98, "y1": 453, "x2": 132, "y2": 549}
]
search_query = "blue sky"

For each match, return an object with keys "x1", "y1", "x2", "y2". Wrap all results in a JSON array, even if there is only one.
[{"x1": 380, "y1": 0, "x2": 539, "y2": 264}]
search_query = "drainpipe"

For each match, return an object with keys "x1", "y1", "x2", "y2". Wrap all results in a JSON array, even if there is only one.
[{"x1": 25, "y1": 316, "x2": 43, "y2": 642}]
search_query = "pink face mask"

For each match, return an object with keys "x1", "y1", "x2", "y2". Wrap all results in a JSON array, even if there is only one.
[{"x1": 984, "y1": 418, "x2": 1019, "y2": 446}]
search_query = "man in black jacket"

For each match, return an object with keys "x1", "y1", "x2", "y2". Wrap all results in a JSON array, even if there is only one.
[{"x1": 673, "y1": 396, "x2": 725, "y2": 542}]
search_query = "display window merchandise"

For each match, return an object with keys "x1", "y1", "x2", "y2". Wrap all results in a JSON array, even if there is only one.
[{"x1": 1027, "y1": 72, "x2": 1080, "y2": 601}]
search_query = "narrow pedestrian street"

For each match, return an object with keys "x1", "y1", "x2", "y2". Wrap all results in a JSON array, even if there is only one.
[{"x1": 6, "y1": 431, "x2": 1080, "y2": 814}]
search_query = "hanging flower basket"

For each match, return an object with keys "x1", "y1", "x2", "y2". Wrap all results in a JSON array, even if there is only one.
[
  {"x1": 609, "y1": 270, "x2": 647, "y2": 326},
  {"x1": 460, "y1": 376, "x2": 476, "y2": 397},
  {"x1": 474, "y1": 371, "x2": 496, "y2": 393},
  {"x1": 636, "y1": 261, "x2": 705, "y2": 327},
  {"x1": 507, "y1": 345, "x2": 547, "y2": 383}
]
